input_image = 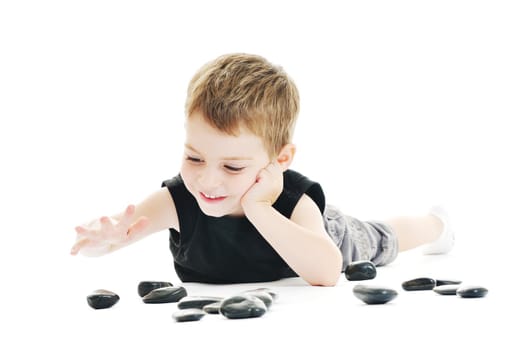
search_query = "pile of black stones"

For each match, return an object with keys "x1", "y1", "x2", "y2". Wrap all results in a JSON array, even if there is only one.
[
  {"x1": 86, "y1": 281, "x2": 277, "y2": 323},
  {"x1": 345, "y1": 260, "x2": 488, "y2": 305},
  {"x1": 86, "y1": 260, "x2": 488, "y2": 318}
]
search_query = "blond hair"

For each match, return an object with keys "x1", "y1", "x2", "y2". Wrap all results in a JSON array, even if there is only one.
[{"x1": 185, "y1": 53, "x2": 300, "y2": 157}]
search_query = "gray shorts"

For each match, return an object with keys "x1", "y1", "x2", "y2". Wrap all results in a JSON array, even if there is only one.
[{"x1": 323, "y1": 205, "x2": 399, "y2": 271}]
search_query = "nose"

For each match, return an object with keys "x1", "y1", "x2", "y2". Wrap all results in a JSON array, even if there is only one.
[{"x1": 197, "y1": 165, "x2": 222, "y2": 190}]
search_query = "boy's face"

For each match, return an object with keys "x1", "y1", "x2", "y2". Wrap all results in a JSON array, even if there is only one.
[{"x1": 180, "y1": 111, "x2": 272, "y2": 217}]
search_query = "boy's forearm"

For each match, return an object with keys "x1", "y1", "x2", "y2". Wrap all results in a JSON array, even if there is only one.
[{"x1": 244, "y1": 204, "x2": 342, "y2": 286}]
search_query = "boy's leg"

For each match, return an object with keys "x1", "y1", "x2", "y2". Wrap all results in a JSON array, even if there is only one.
[
  {"x1": 324, "y1": 205, "x2": 454, "y2": 269},
  {"x1": 384, "y1": 206, "x2": 455, "y2": 254},
  {"x1": 384, "y1": 215, "x2": 442, "y2": 251},
  {"x1": 324, "y1": 205, "x2": 399, "y2": 268}
]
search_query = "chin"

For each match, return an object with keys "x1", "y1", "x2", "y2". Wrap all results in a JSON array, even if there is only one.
[{"x1": 198, "y1": 202, "x2": 243, "y2": 218}]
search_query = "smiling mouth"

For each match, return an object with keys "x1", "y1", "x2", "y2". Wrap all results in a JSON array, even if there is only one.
[{"x1": 200, "y1": 192, "x2": 227, "y2": 203}]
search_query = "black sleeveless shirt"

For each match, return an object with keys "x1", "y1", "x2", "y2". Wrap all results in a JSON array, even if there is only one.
[{"x1": 161, "y1": 169, "x2": 325, "y2": 283}]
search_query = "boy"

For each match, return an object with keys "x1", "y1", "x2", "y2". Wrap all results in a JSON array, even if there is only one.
[{"x1": 70, "y1": 53, "x2": 454, "y2": 286}]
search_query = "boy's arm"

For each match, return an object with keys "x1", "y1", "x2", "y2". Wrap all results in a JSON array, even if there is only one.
[
  {"x1": 242, "y1": 163, "x2": 343, "y2": 287},
  {"x1": 71, "y1": 187, "x2": 179, "y2": 257}
]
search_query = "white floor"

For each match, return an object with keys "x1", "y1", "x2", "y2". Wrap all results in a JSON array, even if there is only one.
[{"x1": 5, "y1": 229, "x2": 521, "y2": 350}]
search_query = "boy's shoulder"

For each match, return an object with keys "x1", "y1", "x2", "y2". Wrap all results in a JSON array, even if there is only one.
[
  {"x1": 161, "y1": 174, "x2": 196, "y2": 211},
  {"x1": 161, "y1": 174, "x2": 185, "y2": 196},
  {"x1": 279, "y1": 169, "x2": 325, "y2": 216}
]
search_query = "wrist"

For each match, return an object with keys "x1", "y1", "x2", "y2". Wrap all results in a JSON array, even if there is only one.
[{"x1": 242, "y1": 200, "x2": 275, "y2": 221}]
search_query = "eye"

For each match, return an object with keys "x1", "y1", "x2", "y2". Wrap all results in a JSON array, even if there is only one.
[
  {"x1": 186, "y1": 156, "x2": 203, "y2": 163},
  {"x1": 224, "y1": 165, "x2": 245, "y2": 172}
]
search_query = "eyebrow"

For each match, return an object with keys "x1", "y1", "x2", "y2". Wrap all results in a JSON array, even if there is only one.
[{"x1": 184, "y1": 144, "x2": 254, "y2": 161}]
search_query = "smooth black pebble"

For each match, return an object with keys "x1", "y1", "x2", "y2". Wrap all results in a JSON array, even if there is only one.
[
  {"x1": 203, "y1": 301, "x2": 221, "y2": 314},
  {"x1": 220, "y1": 295, "x2": 267, "y2": 319},
  {"x1": 142, "y1": 286, "x2": 187, "y2": 304},
  {"x1": 87, "y1": 289, "x2": 120, "y2": 309},
  {"x1": 245, "y1": 287, "x2": 278, "y2": 301},
  {"x1": 433, "y1": 284, "x2": 460, "y2": 295},
  {"x1": 353, "y1": 285, "x2": 398, "y2": 305},
  {"x1": 456, "y1": 285, "x2": 488, "y2": 298},
  {"x1": 137, "y1": 281, "x2": 173, "y2": 297},
  {"x1": 177, "y1": 296, "x2": 223, "y2": 309},
  {"x1": 345, "y1": 260, "x2": 377, "y2": 281},
  {"x1": 241, "y1": 290, "x2": 273, "y2": 308},
  {"x1": 172, "y1": 309, "x2": 206, "y2": 322},
  {"x1": 402, "y1": 277, "x2": 436, "y2": 291},
  {"x1": 436, "y1": 279, "x2": 462, "y2": 286}
]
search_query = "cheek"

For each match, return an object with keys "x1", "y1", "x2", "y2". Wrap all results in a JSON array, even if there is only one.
[
  {"x1": 231, "y1": 172, "x2": 258, "y2": 194},
  {"x1": 179, "y1": 163, "x2": 193, "y2": 185}
]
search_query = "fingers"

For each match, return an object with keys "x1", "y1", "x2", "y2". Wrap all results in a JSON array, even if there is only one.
[
  {"x1": 75, "y1": 225, "x2": 88, "y2": 235},
  {"x1": 73, "y1": 216, "x2": 113, "y2": 246},
  {"x1": 74, "y1": 215, "x2": 114, "y2": 240},
  {"x1": 263, "y1": 160, "x2": 281, "y2": 175},
  {"x1": 72, "y1": 205, "x2": 137, "y2": 255},
  {"x1": 74, "y1": 225, "x2": 98, "y2": 240},
  {"x1": 99, "y1": 216, "x2": 113, "y2": 232},
  {"x1": 124, "y1": 204, "x2": 135, "y2": 217},
  {"x1": 116, "y1": 204, "x2": 135, "y2": 231},
  {"x1": 255, "y1": 163, "x2": 271, "y2": 181},
  {"x1": 257, "y1": 161, "x2": 282, "y2": 183},
  {"x1": 70, "y1": 238, "x2": 87, "y2": 255},
  {"x1": 126, "y1": 216, "x2": 150, "y2": 238}
]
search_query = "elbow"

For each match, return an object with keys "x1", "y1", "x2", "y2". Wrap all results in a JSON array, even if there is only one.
[
  {"x1": 307, "y1": 273, "x2": 340, "y2": 287},
  {"x1": 307, "y1": 253, "x2": 343, "y2": 287},
  {"x1": 309, "y1": 279, "x2": 338, "y2": 287}
]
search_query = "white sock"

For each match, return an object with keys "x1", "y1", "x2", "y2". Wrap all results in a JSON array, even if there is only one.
[{"x1": 422, "y1": 205, "x2": 455, "y2": 255}]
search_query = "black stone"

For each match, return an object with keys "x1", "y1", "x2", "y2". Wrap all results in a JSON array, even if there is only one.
[
  {"x1": 241, "y1": 290, "x2": 273, "y2": 308},
  {"x1": 402, "y1": 277, "x2": 436, "y2": 291},
  {"x1": 436, "y1": 279, "x2": 462, "y2": 286},
  {"x1": 433, "y1": 284, "x2": 460, "y2": 295},
  {"x1": 456, "y1": 285, "x2": 488, "y2": 298},
  {"x1": 137, "y1": 281, "x2": 173, "y2": 297},
  {"x1": 203, "y1": 301, "x2": 221, "y2": 314},
  {"x1": 245, "y1": 288, "x2": 278, "y2": 301},
  {"x1": 220, "y1": 295, "x2": 267, "y2": 319},
  {"x1": 172, "y1": 309, "x2": 206, "y2": 322},
  {"x1": 87, "y1": 289, "x2": 120, "y2": 309},
  {"x1": 353, "y1": 285, "x2": 398, "y2": 305},
  {"x1": 142, "y1": 286, "x2": 187, "y2": 304},
  {"x1": 345, "y1": 260, "x2": 377, "y2": 281},
  {"x1": 177, "y1": 296, "x2": 223, "y2": 310}
]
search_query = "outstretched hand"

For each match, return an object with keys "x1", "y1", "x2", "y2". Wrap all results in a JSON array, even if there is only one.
[{"x1": 70, "y1": 204, "x2": 149, "y2": 257}]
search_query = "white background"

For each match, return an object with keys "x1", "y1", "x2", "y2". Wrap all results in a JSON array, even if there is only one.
[{"x1": 1, "y1": 1, "x2": 525, "y2": 348}]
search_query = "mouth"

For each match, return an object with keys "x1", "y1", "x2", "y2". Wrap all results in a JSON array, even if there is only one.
[{"x1": 199, "y1": 192, "x2": 227, "y2": 203}]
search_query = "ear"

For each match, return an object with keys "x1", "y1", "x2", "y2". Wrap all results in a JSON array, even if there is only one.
[{"x1": 275, "y1": 143, "x2": 296, "y2": 171}]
